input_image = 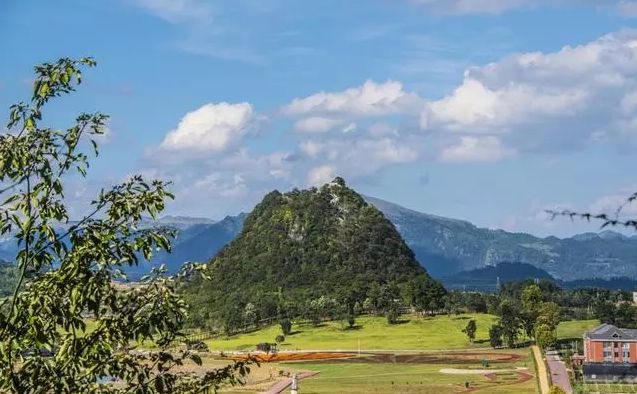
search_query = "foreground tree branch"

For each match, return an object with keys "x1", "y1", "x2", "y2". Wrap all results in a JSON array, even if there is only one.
[{"x1": 0, "y1": 57, "x2": 252, "y2": 393}]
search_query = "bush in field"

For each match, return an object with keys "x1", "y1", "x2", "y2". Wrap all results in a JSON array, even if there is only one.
[{"x1": 280, "y1": 318, "x2": 292, "y2": 335}]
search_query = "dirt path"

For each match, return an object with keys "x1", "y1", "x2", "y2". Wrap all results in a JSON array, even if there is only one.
[
  {"x1": 261, "y1": 371, "x2": 318, "y2": 394},
  {"x1": 532, "y1": 345, "x2": 550, "y2": 394}
]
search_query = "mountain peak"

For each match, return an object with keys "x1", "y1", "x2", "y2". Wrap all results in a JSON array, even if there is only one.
[{"x1": 181, "y1": 180, "x2": 438, "y2": 325}]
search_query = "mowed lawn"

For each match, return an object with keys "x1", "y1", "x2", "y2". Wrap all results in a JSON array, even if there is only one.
[
  {"x1": 296, "y1": 349, "x2": 537, "y2": 394},
  {"x1": 556, "y1": 319, "x2": 599, "y2": 339},
  {"x1": 207, "y1": 314, "x2": 497, "y2": 351},
  {"x1": 207, "y1": 314, "x2": 599, "y2": 352}
]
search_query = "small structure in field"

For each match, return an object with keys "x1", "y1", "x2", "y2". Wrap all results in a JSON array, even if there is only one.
[{"x1": 256, "y1": 342, "x2": 277, "y2": 354}]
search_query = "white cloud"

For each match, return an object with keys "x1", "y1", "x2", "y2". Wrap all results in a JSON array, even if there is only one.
[
  {"x1": 300, "y1": 136, "x2": 419, "y2": 180},
  {"x1": 308, "y1": 165, "x2": 336, "y2": 186},
  {"x1": 128, "y1": 0, "x2": 213, "y2": 24},
  {"x1": 342, "y1": 122, "x2": 357, "y2": 133},
  {"x1": 422, "y1": 79, "x2": 588, "y2": 132},
  {"x1": 409, "y1": 0, "x2": 635, "y2": 15},
  {"x1": 194, "y1": 173, "x2": 248, "y2": 198},
  {"x1": 410, "y1": 0, "x2": 533, "y2": 14},
  {"x1": 439, "y1": 136, "x2": 516, "y2": 162},
  {"x1": 589, "y1": 188, "x2": 637, "y2": 217},
  {"x1": 282, "y1": 80, "x2": 423, "y2": 117},
  {"x1": 159, "y1": 102, "x2": 253, "y2": 153},
  {"x1": 299, "y1": 140, "x2": 324, "y2": 158},
  {"x1": 293, "y1": 117, "x2": 344, "y2": 133},
  {"x1": 421, "y1": 30, "x2": 637, "y2": 153}
]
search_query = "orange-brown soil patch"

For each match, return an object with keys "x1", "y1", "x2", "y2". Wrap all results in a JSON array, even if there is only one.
[{"x1": 229, "y1": 351, "x2": 356, "y2": 362}]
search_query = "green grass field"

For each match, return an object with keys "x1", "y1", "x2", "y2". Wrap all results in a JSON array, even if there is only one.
[
  {"x1": 207, "y1": 314, "x2": 599, "y2": 352},
  {"x1": 202, "y1": 316, "x2": 603, "y2": 393},
  {"x1": 296, "y1": 349, "x2": 537, "y2": 394},
  {"x1": 556, "y1": 319, "x2": 599, "y2": 339},
  {"x1": 220, "y1": 348, "x2": 537, "y2": 394},
  {"x1": 206, "y1": 314, "x2": 498, "y2": 352}
]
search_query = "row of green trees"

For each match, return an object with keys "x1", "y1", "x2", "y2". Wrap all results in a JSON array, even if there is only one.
[
  {"x1": 189, "y1": 276, "x2": 447, "y2": 335},
  {"x1": 488, "y1": 284, "x2": 561, "y2": 349}
]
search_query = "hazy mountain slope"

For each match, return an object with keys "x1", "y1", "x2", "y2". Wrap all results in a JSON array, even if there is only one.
[
  {"x1": 1, "y1": 194, "x2": 636, "y2": 281},
  {"x1": 365, "y1": 196, "x2": 637, "y2": 280},
  {"x1": 127, "y1": 214, "x2": 247, "y2": 278}
]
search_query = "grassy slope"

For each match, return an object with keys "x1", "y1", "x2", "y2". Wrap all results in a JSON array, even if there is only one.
[
  {"x1": 207, "y1": 315, "x2": 600, "y2": 352},
  {"x1": 207, "y1": 314, "x2": 498, "y2": 351},
  {"x1": 557, "y1": 319, "x2": 599, "y2": 339}
]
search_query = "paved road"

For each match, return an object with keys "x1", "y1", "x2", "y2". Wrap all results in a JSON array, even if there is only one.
[
  {"x1": 531, "y1": 346, "x2": 550, "y2": 394},
  {"x1": 546, "y1": 351, "x2": 573, "y2": 394}
]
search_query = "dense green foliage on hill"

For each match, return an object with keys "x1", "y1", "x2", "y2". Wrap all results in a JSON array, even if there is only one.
[
  {"x1": 182, "y1": 178, "x2": 443, "y2": 331},
  {"x1": 0, "y1": 259, "x2": 16, "y2": 298}
]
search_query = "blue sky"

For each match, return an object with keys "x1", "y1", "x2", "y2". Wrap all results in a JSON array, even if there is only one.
[{"x1": 2, "y1": 0, "x2": 637, "y2": 237}]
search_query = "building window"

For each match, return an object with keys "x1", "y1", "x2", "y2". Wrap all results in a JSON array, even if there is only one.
[
  {"x1": 623, "y1": 343, "x2": 631, "y2": 362},
  {"x1": 604, "y1": 350, "x2": 612, "y2": 361}
]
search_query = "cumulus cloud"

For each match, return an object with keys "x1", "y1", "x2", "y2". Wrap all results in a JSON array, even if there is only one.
[
  {"x1": 439, "y1": 136, "x2": 516, "y2": 162},
  {"x1": 307, "y1": 165, "x2": 336, "y2": 186},
  {"x1": 299, "y1": 135, "x2": 419, "y2": 181},
  {"x1": 293, "y1": 117, "x2": 344, "y2": 133},
  {"x1": 421, "y1": 30, "x2": 637, "y2": 153},
  {"x1": 299, "y1": 140, "x2": 324, "y2": 158},
  {"x1": 282, "y1": 80, "x2": 423, "y2": 117},
  {"x1": 421, "y1": 79, "x2": 588, "y2": 132},
  {"x1": 159, "y1": 102, "x2": 254, "y2": 153}
]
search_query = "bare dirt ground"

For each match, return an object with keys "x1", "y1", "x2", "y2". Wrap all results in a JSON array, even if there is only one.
[
  {"x1": 288, "y1": 351, "x2": 522, "y2": 365},
  {"x1": 229, "y1": 351, "x2": 355, "y2": 362}
]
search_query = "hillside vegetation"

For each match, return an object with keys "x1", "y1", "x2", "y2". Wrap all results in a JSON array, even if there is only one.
[{"x1": 181, "y1": 178, "x2": 443, "y2": 331}]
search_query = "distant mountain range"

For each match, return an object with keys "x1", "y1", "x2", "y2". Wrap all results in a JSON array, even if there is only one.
[
  {"x1": 364, "y1": 196, "x2": 637, "y2": 280},
  {"x1": 1, "y1": 195, "x2": 636, "y2": 281},
  {"x1": 441, "y1": 262, "x2": 637, "y2": 292}
]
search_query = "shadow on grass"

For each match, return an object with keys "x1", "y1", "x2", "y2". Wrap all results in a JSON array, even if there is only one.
[
  {"x1": 453, "y1": 316, "x2": 470, "y2": 320},
  {"x1": 392, "y1": 319, "x2": 411, "y2": 325},
  {"x1": 341, "y1": 325, "x2": 363, "y2": 331}
]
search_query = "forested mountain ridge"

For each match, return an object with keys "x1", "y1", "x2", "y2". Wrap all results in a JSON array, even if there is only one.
[
  {"x1": 180, "y1": 178, "x2": 441, "y2": 329},
  {"x1": 365, "y1": 196, "x2": 637, "y2": 280}
]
